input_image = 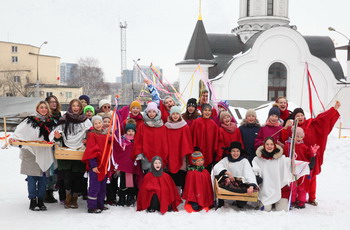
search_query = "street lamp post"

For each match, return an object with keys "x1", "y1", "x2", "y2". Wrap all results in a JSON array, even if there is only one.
[
  {"x1": 328, "y1": 27, "x2": 350, "y2": 80},
  {"x1": 35, "y1": 41, "x2": 48, "y2": 97}
]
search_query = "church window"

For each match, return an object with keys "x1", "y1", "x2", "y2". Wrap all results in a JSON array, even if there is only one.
[
  {"x1": 268, "y1": 62, "x2": 287, "y2": 101},
  {"x1": 267, "y1": 0, "x2": 274, "y2": 16}
]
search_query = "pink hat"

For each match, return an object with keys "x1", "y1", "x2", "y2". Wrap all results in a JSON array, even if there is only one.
[
  {"x1": 295, "y1": 127, "x2": 305, "y2": 137},
  {"x1": 145, "y1": 102, "x2": 159, "y2": 114}
]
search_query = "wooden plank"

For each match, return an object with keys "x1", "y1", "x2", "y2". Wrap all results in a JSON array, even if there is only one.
[
  {"x1": 214, "y1": 179, "x2": 258, "y2": 202},
  {"x1": 11, "y1": 141, "x2": 54, "y2": 147}
]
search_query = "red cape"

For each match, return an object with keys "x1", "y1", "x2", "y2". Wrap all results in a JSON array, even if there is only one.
[
  {"x1": 182, "y1": 169, "x2": 214, "y2": 208},
  {"x1": 283, "y1": 142, "x2": 313, "y2": 162},
  {"x1": 166, "y1": 125, "x2": 193, "y2": 173},
  {"x1": 133, "y1": 123, "x2": 169, "y2": 165},
  {"x1": 82, "y1": 132, "x2": 111, "y2": 181},
  {"x1": 281, "y1": 107, "x2": 339, "y2": 175},
  {"x1": 191, "y1": 117, "x2": 219, "y2": 166},
  {"x1": 137, "y1": 172, "x2": 182, "y2": 214},
  {"x1": 217, "y1": 127, "x2": 243, "y2": 161},
  {"x1": 159, "y1": 102, "x2": 170, "y2": 124}
]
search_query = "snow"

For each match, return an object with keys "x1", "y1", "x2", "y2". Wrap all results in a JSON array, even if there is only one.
[{"x1": 1, "y1": 130, "x2": 350, "y2": 230}]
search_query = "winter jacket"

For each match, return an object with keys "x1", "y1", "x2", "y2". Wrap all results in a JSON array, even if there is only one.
[{"x1": 239, "y1": 119, "x2": 261, "y2": 163}]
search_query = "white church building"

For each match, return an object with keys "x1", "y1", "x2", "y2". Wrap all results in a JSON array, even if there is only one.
[{"x1": 176, "y1": 0, "x2": 347, "y2": 117}]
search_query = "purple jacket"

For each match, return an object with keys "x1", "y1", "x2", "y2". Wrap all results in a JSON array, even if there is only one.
[{"x1": 254, "y1": 124, "x2": 283, "y2": 149}]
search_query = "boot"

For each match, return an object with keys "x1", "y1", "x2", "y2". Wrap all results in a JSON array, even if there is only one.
[
  {"x1": 125, "y1": 195, "x2": 136, "y2": 207},
  {"x1": 117, "y1": 194, "x2": 126, "y2": 206},
  {"x1": 88, "y1": 208, "x2": 102, "y2": 214},
  {"x1": 44, "y1": 190, "x2": 58, "y2": 203},
  {"x1": 37, "y1": 198, "x2": 47, "y2": 211},
  {"x1": 70, "y1": 193, "x2": 79, "y2": 209},
  {"x1": 29, "y1": 198, "x2": 40, "y2": 211},
  {"x1": 64, "y1": 190, "x2": 72, "y2": 209}
]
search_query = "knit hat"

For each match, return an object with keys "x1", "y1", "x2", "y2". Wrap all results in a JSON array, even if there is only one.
[
  {"x1": 295, "y1": 127, "x2": 305, "y2": 137},
  {"x1": 99, "y1": 99, "x2": 111, "y2": 109},
  {"x1": 201, "y1": 103, "x2": 212, "y2": 111},
  {"x1": 163, "y1": 95, "x2": 174, "y2": 103},
  {"x1": 292, "y1": 108, "x2": 305, "y2": 120},
  {"x1": 245, "y1": 109, "x2": 257, "y2": 118},
  {"x1": 83, "y1": 105, "x2": 95, "y2": 115},
  {"x1": 222, "y1": 141, "x2": 243, "y2": 153},
  {"x1": 130, "y1": 100, "x2": 141, "y2": 110},
  {"x1": 187, "y1": 98, "x2": 197, "y2": 108},
  {"x1": 79, "y1": 95, "x2": 90, "y2": 105},
  {"x1": 268, "y1": 104, "x2": 281, "y2": 118},
  {"x1": 151, "y1": 156, "x2": 163, "y2": 177},
  {"x1": 170, "y1": 106, "x2": 181, "y2": 116},
  {"x1": 217, "y1": 100, "x2": 229, "y2": 111},
  {"x1": 91, "y1": 115, "x2": 102, "y2": 124},
  {"x1": 125, "y1": 123, "x2": 136, "y2": 133},
  {"x1": 144, "y1": 101, "x2": 159, "y2": 114},
  {"x1": 219, "y1": 111, "x2": 231, "y2": 123},
  {"x1": 191, "y1": 147, "x2": 204, "y2": 164}
]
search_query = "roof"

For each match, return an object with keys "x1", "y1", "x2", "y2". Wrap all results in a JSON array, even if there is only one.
[
  {"x1": 26, "y1": 84, "x2": 82, "y2": 89},
  {"x1": 176, "y1": 19, "x2": 214, "y2": 65},
  {"x1": 304, "y1": 36, "x2": 345, "y2": 81}
]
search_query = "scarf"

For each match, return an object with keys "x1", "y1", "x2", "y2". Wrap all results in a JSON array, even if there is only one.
[
  {"x1": 261, "y1": 148, "x2": 280, "y2": 159},
  {"x1": 122, "y1": 134, "x2": 134, "y2": 146},
  {"x1": 187, "y1": 165, "x2": 205, "y2": 172},
  {"x1": 265, "y1": 120, "x2": 281, "y2": 127},
  {"x1": 129, "y1": 112, "x2": 143, "y2": 122},
  {"x1": 142, "y1": 112, "x2": 163, "y2": 128},
  {"x1": 220, "y1": 122, "x2": 237, "y2": 133},
  {"x1": 24, "y1": 113, "x2": 56, "y2": 141},
  {"x1": 165, "y1": 119, "x2": 187, "y2": 129},
  {"x1": 59, "y1": 109, "x2": 88, "y2": 137},
  {"x1": 280, "y1": 109, "x2": 290, "y2": 121}
]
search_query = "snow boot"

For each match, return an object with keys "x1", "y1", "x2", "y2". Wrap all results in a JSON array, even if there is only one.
[
  {"x1": 64, "y1": 190, "x2": 72, "y2": 209},
  {"x1": 37, "y1": 198, "x2": 47, "y2": 211},
  {"x1": 88, "y1": 208, "x2": 102, "y2": 214},
  {"x1": 117, "y1": 195, "x2": 126, "y2": 206},
  {"x1": 29, "y1": 198, "x2": 40, "y2": 211},
  {"x1": 70, "y1": 193, "x2": 79, "y2": 209},
  {"x1": 125, "y1": 195, "x2": 136, "y2": 207},
  {"x1": 308, "y1": 200, "x2": 318, "y2": 206},
  {"x1": 44, "y1": 189, "x2": 58, "y2": 203}
]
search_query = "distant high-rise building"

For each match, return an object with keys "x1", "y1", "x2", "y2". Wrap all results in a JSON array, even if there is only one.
[{"x1": 60, "y1": 63, "x2": 78, "y2": 84}]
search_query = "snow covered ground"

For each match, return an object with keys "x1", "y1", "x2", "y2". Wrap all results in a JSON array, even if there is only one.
[{"x1": 1, "y1": 129, "x2": 350, "y2": 230}]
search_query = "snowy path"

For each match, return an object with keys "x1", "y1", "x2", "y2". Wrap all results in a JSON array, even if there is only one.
[{"x1": 0, "y1": 129, "x2": 350, "y2": 230}]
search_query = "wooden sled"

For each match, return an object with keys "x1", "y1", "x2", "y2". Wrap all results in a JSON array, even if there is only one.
[
  {"x1": 214, "y1": 178, "x2": 258, "y2": 202},
  {"x1": 54, "y1": 144, "x2": 84, "y2": 160},
  {"x1": 11, "y1": 140, "x2": 54, "y2": 147}
]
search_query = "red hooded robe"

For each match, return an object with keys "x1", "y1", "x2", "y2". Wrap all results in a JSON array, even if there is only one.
[{"x1": 217, "y1": 127, "x2": 243, "y2": 161}]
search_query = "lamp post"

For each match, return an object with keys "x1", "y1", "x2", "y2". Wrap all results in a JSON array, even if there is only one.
[
  {"x1": 328, "y1": 27, "x2": 350, "y2": 80},
  {"x1": 35, "y1": 41, "x2": 48, "y2": 97}
]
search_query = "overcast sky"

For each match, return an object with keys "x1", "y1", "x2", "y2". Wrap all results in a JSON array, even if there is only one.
[{"x1": 1, "y1": 0, "x2": 349, "y2": 83}]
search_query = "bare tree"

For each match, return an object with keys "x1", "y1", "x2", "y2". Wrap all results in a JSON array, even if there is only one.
[{"x1": 0, "y1": 66, "x2": 34, "y2": 97}]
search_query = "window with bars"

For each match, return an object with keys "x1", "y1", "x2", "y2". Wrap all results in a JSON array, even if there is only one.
[
  {"x1": 267, "y1": 0, "x2": 274, "y2": 16},
  {"x1": 268, "y1": 62, "x2": 287, "y2": 101}
]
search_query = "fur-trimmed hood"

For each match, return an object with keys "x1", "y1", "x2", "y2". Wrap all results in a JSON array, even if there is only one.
[{"x1": 255, "y1": 145, "x2": 283, "y2": 159}]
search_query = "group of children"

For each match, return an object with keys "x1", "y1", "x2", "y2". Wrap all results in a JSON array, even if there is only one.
[{"x1": 9, "y1": 88, "x2": 341, "y2": 214}]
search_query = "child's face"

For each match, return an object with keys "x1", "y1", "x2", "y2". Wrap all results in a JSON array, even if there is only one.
[
  {"x1": 187, "y1": 106, "x2": 195, "y2": 114},
  {"x1": 264, "y1": 139, "x2": 275, "y2": 153},
  {"x1": 171, "y1": 112, "x2": 180, "y2": 122},
  {"x1": 153, "y1": 160, "x2": 162, "y2": 171},
  {"x1": 164, "y1": 98, "x2": 175, "y2": 111},
  {"x1": 246, "y1": 115, "x2": 256, "y2": 124},
  {"x1": 147, "y1": 110, "x2": 157, "y2": 119},
  {"x1": 268, "y1": 114, "x2": 279, "y2": 124},
  {"x1": 277, "y1": 98, "x2": 287, "y2": 111},
  {"x1": 230, "y1": 148, "x2": 241, "y2": 160},
  {"x1": 223, "y1": 115, "x2": 231, "y2": 125},
  {"x1": 202, "y1": 107, "x2": 212, "y2": 119},
  {"x1": 80, "y1": 99, "x2": 87, "y2": 108},
  {"x1": 131, "y1": 107, "x2": 140, "y2": 116},
  {"x1": 101, "y1": 104, "x2": 111, "y2": 113},
  {"x1": 295, "y1": 113, "x2": 305, "y2": 123},
  {"x1": 71, "y1": 102, "x2": 81, "y2": 114},
  {"x1": 103, "y1": 118, "x2": 111, "y2": 128},
  {"x1": 37, "y1": 103, "x2": 49, "y2": 116},
  {"x1": 295, "y1": 134, "x2": 304, "y2": 143},
  {"x1": 194, "y1": 158, "x2": 204, "y2": 167},
  {"x1": 200, "y1": 92, "x2": 208, "y2": 104},
  {"x1": 85, "y1": 110, "x2": 93, "y2": 118},
  {"x1": 126, "y1": 129, "x2": 135, "y2": 137},
  {"x1": 218, "y1": 106, "x2": 226, "y2": 112},
  {"x1": 93, "y1": 120, "x2": 103, "y2": 131}
]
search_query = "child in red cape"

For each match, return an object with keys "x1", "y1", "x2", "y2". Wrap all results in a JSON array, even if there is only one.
[
  {"x1": 165, "y1": 106, "x2": 193, "y2": 190},
  {"x1": 217, "y1": 111, "x2": 243, "y2": 161},
  {"x1": 282, "y1": 127, "x2": 319, "y2": 209},
  {"x1": 82, "y1": 115, "x2": 111, "y2": 213},
  {"x1": 182, "y1": 98, "x2": 200, "y2": 127},
  {"x1": 191, "y1": 104, "x2": 219, "y2": 171},
  {"x1": 133, "y1": 102, "x2": 168, "y2": 172},
  {"x1": 281, "y1": 101, "x2": 340, "y2": 205},
  {"x1": 182, "y1": 148, "x2": 213, "y2": 213},
  {"x1": 137, "y1": 156, "x2": 182, "y2": 214}
]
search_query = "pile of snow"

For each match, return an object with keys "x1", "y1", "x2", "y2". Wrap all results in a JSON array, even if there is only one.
[{"x1": 0, "y1": 130, "x2": 350, "y2": 230}]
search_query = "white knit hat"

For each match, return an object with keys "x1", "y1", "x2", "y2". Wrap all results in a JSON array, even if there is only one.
[{"x1": 99, "y1": 99, "x2": 111, "y2": 109}]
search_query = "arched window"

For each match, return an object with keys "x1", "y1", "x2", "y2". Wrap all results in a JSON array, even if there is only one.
[
  {"x1": 267, "y1": 0, "x2": 274, "y2": 16},
  {"x1": 268, "y1": 62, "x2": 287, "y2": 101}
]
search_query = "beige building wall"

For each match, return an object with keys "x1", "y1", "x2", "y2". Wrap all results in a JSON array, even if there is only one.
[
  {"x1": 0, "y1": 41, "x2": 60, "y2": 96},
  {"x1": 40, "y1": 86, "x2": 83, "y2": 104}
]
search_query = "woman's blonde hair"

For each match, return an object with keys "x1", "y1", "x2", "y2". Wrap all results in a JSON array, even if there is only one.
[{"x1": 36, "y1": 101, "x2": 52, "y2": 117}]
